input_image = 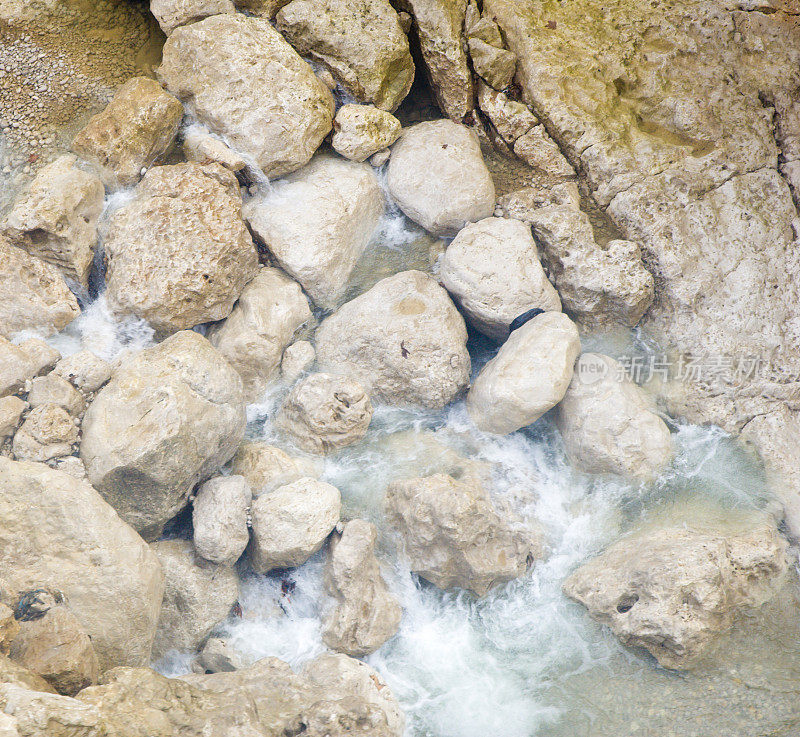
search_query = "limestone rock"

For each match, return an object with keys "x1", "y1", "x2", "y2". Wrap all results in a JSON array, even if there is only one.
[
  {"x1": 9, "y1": 606, "x2": 99, "y2": 696},
  {"x1": 80, "y1": 331, "x2": 246, "y2": 539},
  {"x1": 332, "y1": 105, "x2": 402, "y2": 162},
  {"x1": 16, "y1": 340, "x2": 59, "y2": 378},
  {"x1": 370, "y1": 149, "x2": 391, "y2": 167},
  {"x1": 52, "y1": 351, "x2": 111, "y2": 395},
  {"x1": 315, "y1": 270, "x2": 471, "y2": 408},
  {"x1": 207, "y1": 268, "x2": 311, "y2": 402},
  {"x1": 191, "y1": 637, "x2": 246, "y2": 674},
  {"x1": 233, "y1": 0, "x2": 288, "y2": 14},
  {"x1": 26, "y1": 375, "x2": 85, "y2": 416},
  {"x1": 467, "y1": 311, "x2": 580, "y2": 434},
  {"x1": 230, "y1": 441, "x2": 323, "y2": 496},
  {"x1": 468, "y1": 37, "x2": 516, "y2": 91},
  {"x1": 12, "y1": 405, "x2": 78, "y2": 463},
  {"x1": 151, "y1": 539, "x2": 240, "y2": 660},
  {"x1": 385, "y1": 473, "x2": 533, "y2": 596},
  {"x1": 0, "y1": 240, "x2": 80, "y2": 340},
  {"x1": 556, "y1": 353, "x2": 673, "y2": 481},
  {"x1": 158, "y1": 14, "x2": 334, "y2": 177},
  {"x1": 527, "y1": 205, "x2": 654, "y2": 328},
  {"x1": 281, "y1": 340, "x2": 315, "y2": 382},
  {"x1": 0, "y1": 398, "x2": 26, "y2": 443},
  {"x1": 0, "y1": 655, "x2": 54, "y2": 694},
  {"x1": 0, "y1": 155, "x2": 104, "y2": 288},
  {"x1": 276, "y1": 0, "x2": 414, "y2": 111},
  {"x1": 183, "y1": 127, "x2": 246, "y2": 173},
  {"x1": 0, "y1": 459, "x2": 164, "y2": 669},
  {"x1": 476, "y1": 82, "x2": 538, "y2": 144},
  {"x1": 513, "y1": 125, "x2": 575, "y2": 177},
  {"x1": 0, "y1": 607, "x2": 18, "y2": 658},
  {"x1": 192, "y1": 475, "x2": 252, "y2": 566},
  {"x1": 387, "y1": 121, "x2": 495, "y2": 236},
  {"x1": 439, "y1": 217, "x2": 561, "y2": 341},
  {"x1": 150, "y1": 0, "x2": 235, "y2": 35},
  {"x1": 0, "y1": 340, "x2": 34, "y2": 398},
  {"x1": 322, "y1": 520, "x2": 401, "y2": 656},
  {"x1": 104, "y1": 162, "x2": 258, "y2": 334},
  {"x1": 244, "y1": 155, "x2": 384, "y2": 309},
  {"x1": 72, "y1": 77, "x2": 183, "y2": 189},
  {"x1": 563, "y1": 519, "x2": 790, "y2": 669},
  {"x1": 276, "y1": 373, "x2": 373, "y2": 454},
  {"x1": 399, "y1": 0, "x2": 473, "y2": 120},
  {"x1": 249, "y1": 478, "x2": 341, "y2": 573}
]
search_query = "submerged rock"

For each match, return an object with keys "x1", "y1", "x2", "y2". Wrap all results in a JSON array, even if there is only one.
[
  {"x1": 158, "y1": 14, "x2": 334, "y2": 177},
  {"x1": 467, "y1": 311, "x2": 580, "y2": 434},
  {"x1": 0, "y1": 239, "x2": 80, "y2": 340},
  {"x1": 276, "y1": 373, "x2": 373, "y2": 454},
  {"x1": 207, "y1": 267, "x2": 312, "y2": 402},
  {"x1": 387, "y1": 121, "x2": 495, "y2": 236},
  {"x1": 385, "y1": 473, "x2": 535, "y2": 596},
  {"x1": 104, "y1": 162, "x2": 258, "y2": 334},
  {"x1": 556, "y1": 353, "x2": 673, "y2": 481},
  {"x1": 230, "y1": 441, "x2": 323, "y2": 496},
  {"x1": 0, "y1": 459, "x2": 164, "y2": 670},
  {"x1": 315, "y1": 270, "x2": 471, "y2": 409},
  {"x1": 1, "y1": 155, "x2": 104, "y2": 288},
  {"x1": 244, "y1": 155, "x2": 384, "y2": 309},
  {"x1": 332, "y1": 104, "x2": 403, "y2": 162},
  {"x1": 276, "y1": 0, "x2": 414, "y2": 111},
  {"x1": 71, "y1": 77, "x2": 184, "y2": 189},
  {"x1": 323, "y1": 519, "x2": 402, "y2": 656},
  {"x1": 249, "y1": 477, "x2": 341, "y2": 573},
  {"x1": 563, "y1": 519, "x2": 790, "y2": 669},
  {"x1": 80, "y1": 331, "x2": 246, "y2": 539},
  {"x1": 151, "y1": 539, "x2": 240, "y2": 660},
  {"x1": 439, "y1": 217, "x2": 561, "y2": 341},
  {"x1": 192, "y1": 475, "x2": 252, "y2": 566}
]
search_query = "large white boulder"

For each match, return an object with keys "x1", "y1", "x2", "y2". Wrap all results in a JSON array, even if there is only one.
[
  {"x1": 207, "y1": 267, "x2": 312, "y2": 401},
  {"x1": 80, "y1": 331, "x2": 246, "y2": 539},
  {"x1": 158, "y1": 14, "x2": 334, "y2": 177},
  {"x1": 556, "y1": 353, "x2": 673, "y2": 480},
  {"x1": 192, "y1": 475, "x2": 252, "y2": 566},
  {"x1": 467, "y1": 311, "x2": 581, "y2": 434},
  {"x1": 230, "y1": 441, "x2": 323, "y2": 496},
  {"x1": 439, "y1": 217, "x2": 561, "y2": 341},
  {"x1": 385, "y1": 473, "x2": 534, "y2": 596},
  {"x1": 387, "y1": 121, "x2": 495, "y2": 236},
  {"x1": 315, "y1": 270, "x2": 471, "y2": 409},
  {"x1": 331, "y1": 104, "x2": 402, "y2": 162},
  {"x1": 244, "y1": 155, "x2": 384, "y2": 309},
  {"x1": 104, "y1": 162, "x2": 259, "y2": 334},
  {"x1": 0, "y1": 459, "x2": 164, "y2": 670},
  {"x1": 563, "y1": 518, "x2": 789, "y2": 669},
  {"x1": 249, "y1": 478, "x2": 341, "y2": 573}
]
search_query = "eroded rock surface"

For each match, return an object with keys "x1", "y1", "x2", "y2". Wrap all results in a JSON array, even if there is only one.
[
  {"x1": 230, "y1": 441, "x2": 323, "y2": 496},
  {"x1": 332, "y1": 105, "x2": 402, "y2": 162},
  {"x1": 192, "y1": 475, "x2": 252, "y2": 566}
]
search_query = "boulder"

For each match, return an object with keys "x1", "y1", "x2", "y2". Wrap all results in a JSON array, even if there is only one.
[
  {"x1": 191, "y1": 637, "x2": 246, "y2": 674},
  {"x1": 398, "y1": 0, "x2": 473, "y2": 120},
  {"x1": 387, "y1": 121, "x2": 495, "y2": 236},
  {"x1": 229, "y1": 441, "x2": 323, "y2": 496},
  {"x1": 468, "y1": 37, "x2": 516, "y2": 91},
  {"x1": 276, "y1": 373, "x2": 373, "y2": 454},
  {"x1": 0, "y1": 459, "x2": 164, "y2": 670},
  {"x1": 104, "y1": 162, "x2": 259, "y2": 334},
  {"x1": 315, "y1": 270, "x2": 470, "y2": 408},
  {"x1": 385, "y1": 473, "x2": 534, "y2": 596},
  {"x1": 244, "y1": 155, "x2": 384, "y2": 309},
  {"x1": 439, "y1": 217, "x2": 561, "y2": 341},
  {"x1": 72, "y1": 77, "x2": 184, "y2": 189},
  {"x1": 52, "y1": 351, "x2": 111, "y2": 395},
  {"x1": 331, "y1": 105, "x2": 402, "y2": 162},
  {"x1": 9, "y1": 606, "x2": 99, "y2": 696},
  {"x1": 556, "y1": 353, "x2": 673, "y2": 480},
  {"x1": 276, "y1": 0, "x2": 414, "y2": 111},
  {"x1": 26, "y1": 375, "x2": 85, "y2": 416},
  {"x1": 322, "y1": 520, "x2": 401, "y2": 656},
  {"x1": 192, "y1": 475, "x2": 252, "y2": 566},
  {"x1": 0, "y1": 339, "x2": 34, "y2": 398},
  {"x1": 526, "y1": 205, "x2": 654, "y2": 328},
  {"x1": 281, "y1": 340, "x2": 315, "y2": 382},
  {"x1": 150, "y1": 0, "x2": 235, "y2": 35},
  {"x1": 249, "y1": 478, "x2": 341, "y2": 573},
  {"x1": 467, "y1": 311, "x2": 580, "y2": 434},
  {"x1": 0, "y1": 608, "x2": 18, "y2": 657},
  {"x1": 151, "y1": 539, "x2": 240, "y2": 660},
  {"x1": 513, "y1": 125, "x2": 575, "y2": 177},
  {"x1": 0, "y1": 155, "x2": 104, "y2": 288},
  {"x1": 0, "y1": 655, "x2": 54, "y2": 694},
  {"x1": 563, "y1": 519, "x2": 790, "y2": 669},
  {"x1": 12, "y1": 405, "x2": 78, "y2": 463},
  {"x1": 0, "y1": 398, "x2": 25, "y2": 443},
  {"x1": 476, "y1": 81, "x2": 538, "y2": 145},
  {"x1": 0, "y1": 239, "x2": 79, "y2": 339},
  {"x1": 80, "y1": 331, "x2": 246, "y2": 539},
  {"x1": 158, "y1": 14, "x2": 334, "y2": 177},
  {"x1": 183, "y1": 127, "x2": 247, "y2": 173},
  {"x1": 207, "y1": 268, "x2": 312, "y2": 402},
  {"x1": 15, "y1": 340, "x2": 59, "y2": 379}
]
